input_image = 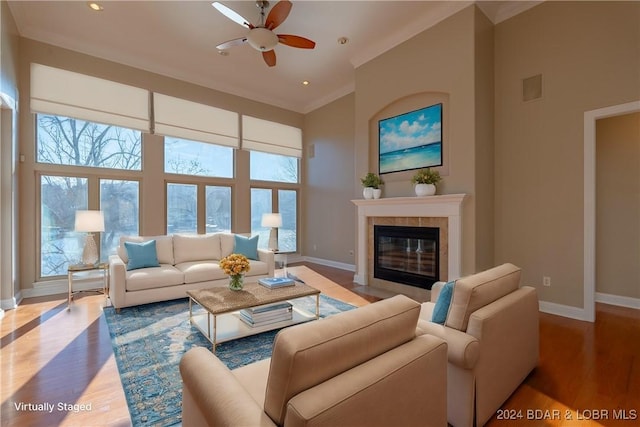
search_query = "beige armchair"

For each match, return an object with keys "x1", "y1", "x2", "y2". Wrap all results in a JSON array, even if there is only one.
[
  {"x1": 417, "y1": 263, "x2": 539, "y2": 427},
  {"x1": 180, "y1": 294, "x2": 448, "y2": 427}
]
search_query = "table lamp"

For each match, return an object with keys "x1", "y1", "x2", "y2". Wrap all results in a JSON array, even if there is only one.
[
  {"x1": 75, "y1": 210, "x2": 105, "y2": 265},
  {"x1": 261, "y1": 213, "x2": 282, "y2": 251}
]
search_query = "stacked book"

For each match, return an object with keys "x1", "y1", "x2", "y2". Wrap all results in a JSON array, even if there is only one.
[
  {"x1": 239, "y1": 301, "x2": 293, "y2": 327},
  {"x1": 258, "y1": 277, "x2": 295, "y2": 289}
]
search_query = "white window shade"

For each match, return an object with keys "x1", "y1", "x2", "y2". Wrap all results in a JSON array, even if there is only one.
[
  {"x1": 30, "y1": 63, "x2": 150, "y2": 132},
  {"x1": 242, "y1": 115, "x2": 302, "y2": 158},
  {"x1": 154, "y1": 93, "x2": 239, "y2": 148}
]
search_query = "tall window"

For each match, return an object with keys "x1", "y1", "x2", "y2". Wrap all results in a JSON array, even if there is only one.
[
  {"x1": 37, "y1": 114, "x2": 142, "y2": 170},
  {"x1": 167, "y1": 183, "x2": 197, "y2": 234},
  {"x1": 250, "y1": 151, "x2": 298, "y2": 183},
  {"x1": 278, "y1": 189, "x2": 297, "y2": 252},
  {"x1": 36, "y1": 114, "x2": 142, "y2": 278},
  {"x1": 40, "y1": 175, "x2": 87, "y2": 277},
  {"x1": 206, "y1": 186, "x2": 232, "y2": 233},
  {"x1": 251, "y1": 188, "x2": 273, "y2": 250},
  {"x1": 164, "y1": 137, "x2": 233, "y2": 178},
  {"x1": 100, "y1": 179, "x2": 139, "y2": 258},
  {"x1": 250, "y1": 150, "x2": 299, "y2": 252}
]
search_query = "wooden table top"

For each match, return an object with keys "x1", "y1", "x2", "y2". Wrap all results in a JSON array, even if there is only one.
[{"x1": 187, "y1": 282, "x2": 320, "y2": 315}]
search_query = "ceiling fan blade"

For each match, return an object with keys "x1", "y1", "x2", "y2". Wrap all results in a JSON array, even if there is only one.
[
  {"x1": 265, "y1": 0, "x2": 292, "y2": 30},
  {"x1": 212, "y1": 2, "x2": 253, "y2": 29},
  {"x1": 262, "y1": 50, "x2": 276, "y2": 67},
  {"x1": 278, "y1": 34, "x2": 316, "y2": 49},
  {"x1": 216, "y1": 37, "x2": 248, "y2": 50}
]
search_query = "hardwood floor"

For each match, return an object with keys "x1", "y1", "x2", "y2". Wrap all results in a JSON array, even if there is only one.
[{"x1": 1, "y1": 262, "x2": 639, "y2": 426}]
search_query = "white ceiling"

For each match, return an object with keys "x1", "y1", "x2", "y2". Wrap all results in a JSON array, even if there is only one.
[{"x1": 7, "y1": 0, "x2": 541, "y2": 113}]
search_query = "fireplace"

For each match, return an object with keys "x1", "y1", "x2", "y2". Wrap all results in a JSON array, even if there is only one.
[
  {"x1": 374, "y1": 225, "x2": 439, "y2": 290},
  {"x1": 352, "y1": 194, "x2": 466, "y2": 291}
]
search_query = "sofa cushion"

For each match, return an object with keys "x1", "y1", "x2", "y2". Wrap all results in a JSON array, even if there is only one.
[
  {"x1": 124, "y1": 240, "x2": 160, "y2": 271},
  {"x1": 219, "y1": 233, "x2": 236, "y2": 258},
  {"x1": 118, "y1": 235, "x2": 174, "y2": 265},
  {"x1": 247, "y1": 260, "x2": 269, "y2": 276},
  {"x1": 234, "y1": 235, "x2": 259, "y2": 260},
  {"x1": 175, "y1": 261, "x2": 227, "y2": 284},
  {"x1": 264, "y1": 294, "x2": 420, "y2": 425},
  {"x1": 125, "y1": 265, "x2": 184, "y2": 291},
  {"x1": 446, "y1": 263, "x2": 521, "y2": 331},
  {"x1": 173, "y1": 234, "x2": 221, "y2": 264},
  {"x1": 431, "y1": 280, "x2": 455, "y2": 324}
]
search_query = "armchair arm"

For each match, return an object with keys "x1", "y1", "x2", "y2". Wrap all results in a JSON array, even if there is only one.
[
  {"x1": 430, "y1": 281, "x2": 445, "y2": 303},
  {"x1": 258, "y1": 249, "x2": 275, "y2": 277},
  {"x1": 180, "y1": 347, "x2": 277, "y2": 427},
  {"x1": 109, "y1": 254, "x2": 127, "y2": 310},
  {"x1": 416, "y1": 319, "x2": 480, "y2": 369}
]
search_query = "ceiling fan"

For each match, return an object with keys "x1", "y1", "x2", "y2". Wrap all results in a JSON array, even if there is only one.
[{"x1": 212, "y1": 0, "x2": 316, "y2": 67}]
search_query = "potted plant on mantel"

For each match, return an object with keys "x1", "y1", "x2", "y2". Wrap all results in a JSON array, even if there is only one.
[
  {"x1": 360, "y1": 172, "x2": 384, "y2": 199},
  {"x1": 411, "y1": 168, "x2": 441, "y2": 197}
]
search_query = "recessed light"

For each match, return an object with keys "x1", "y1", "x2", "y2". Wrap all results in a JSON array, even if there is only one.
[
  {"x1": 87, "y1": 2, "x2": 104, "y2": 11},
  {"x1": 217, "y1": 50, "x2": 229, "y2": 56},
  {"x1": 337, "y1": 37, "x2": 349, "y2": 45},
  {"x1": 302, "y1": 80, "x2": 310, "y2": 86}
]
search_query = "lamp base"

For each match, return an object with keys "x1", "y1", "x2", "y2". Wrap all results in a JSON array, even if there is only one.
[
  {"x1": 82, "y1": 233, "x2": 99, "y2": 265},
  {"x1": 268, "y1": 228, "x2": 279, "y2": 251}
]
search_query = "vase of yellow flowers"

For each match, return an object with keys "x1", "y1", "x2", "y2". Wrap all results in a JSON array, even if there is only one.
[{"x1": 219, "y1": 253, "x2": 251, "y2": 290}]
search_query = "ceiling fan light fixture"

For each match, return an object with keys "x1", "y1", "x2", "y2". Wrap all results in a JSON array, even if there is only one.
[{"x1": 247, "y1": 27, "x2": 279, "y2": 51}]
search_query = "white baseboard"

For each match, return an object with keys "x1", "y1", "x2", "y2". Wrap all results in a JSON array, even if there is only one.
[
  {"x1": 302, "y1": 256, "x2": 355, "y2": 272},
  {"x1": 596, "y1": 292, "x2": 640, "y2": 310},
  {"x1": 23, "y1": 278, "x2": 104, "y2": 299},
  {"x1": 1, "y1": 291, "x2": 22, "y2": 310},
  {"x1": 538, "y1": 300, "x2": 591, "y2": 321}
]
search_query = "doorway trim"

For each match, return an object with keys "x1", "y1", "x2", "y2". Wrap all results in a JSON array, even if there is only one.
[{"x1": 584, "y1": 100, "x2": 640, "y2": 322}]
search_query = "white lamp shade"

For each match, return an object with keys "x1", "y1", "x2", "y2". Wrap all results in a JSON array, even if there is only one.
[
  {"x1": 75, "y1": 210, "x2": 105, "y2": 232},
  {"x1": 261, "y1": 213, "x2": 282, "y2": 228}
]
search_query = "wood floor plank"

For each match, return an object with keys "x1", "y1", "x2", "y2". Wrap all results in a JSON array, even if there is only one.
[{"x1": 1, "y1": 262, "x2": 639, "y2": 426}]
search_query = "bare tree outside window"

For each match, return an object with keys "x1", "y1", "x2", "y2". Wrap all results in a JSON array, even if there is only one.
[{"x1": 37, "y1": 114, "x2": 142, "y2": 277}]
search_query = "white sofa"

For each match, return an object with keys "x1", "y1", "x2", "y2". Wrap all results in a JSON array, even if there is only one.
[{"x1": 109, "y1": 233, "x2": 275, "y2": 310}]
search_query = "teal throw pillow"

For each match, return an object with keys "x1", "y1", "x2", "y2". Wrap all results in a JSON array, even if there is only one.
[
  {"x1": 234, "y1": 235, "x2": 259, "y2": 260},
  {"x1": 124, "y1": 240, "x2": 160, "y2": 271},
  {"x1": 431, "y1": 281, "x2": 455, "y2": 324}
]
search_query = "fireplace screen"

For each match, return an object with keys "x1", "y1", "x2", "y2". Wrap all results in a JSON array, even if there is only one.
[{"x1": 374, "y1": 225, "x2": 439, "y2": 290}]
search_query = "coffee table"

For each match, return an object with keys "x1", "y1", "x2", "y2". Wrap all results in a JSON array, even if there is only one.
[{"x1": 187, "y1": 281, "x2": 321, "y2": 352}]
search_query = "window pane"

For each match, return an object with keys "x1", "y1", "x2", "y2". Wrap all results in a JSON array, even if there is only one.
[
  {"x1": 36, "y1": 114, "x2": 141, "y2": 170},
  {"x1": 164, "y1": 137, "x2": 233, "y2": 178},
  {"x1": 250, "y1": 151, "x2": 298, "y2": 183},
  {"x1": 40, "y1": 175, "x2": 88, "y2": 277},
  {"x1": 100, "y1": 179, "x2": 139, "y2": 260},
  {"x1": 278, "y1": 190, "x2": 297, "y2": 252},
  {"x1": 206, "y1": 186, "x2": 231, "y2": 233},
  {"x1": 251, "y1": 188, "x2": 272, "y2": 250},
  {"x1": 167, "y1": 183, "x2": 197, "y2": 234}
]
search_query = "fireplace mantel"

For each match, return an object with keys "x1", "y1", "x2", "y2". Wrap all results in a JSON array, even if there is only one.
[{"x1": 352, "y1": 194, "x2": 466, "y2": 286}]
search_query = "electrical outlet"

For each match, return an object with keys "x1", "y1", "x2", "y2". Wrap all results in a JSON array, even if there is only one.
[{"x1": 543, "y1": 276, "x2": 551, "y2": 287}]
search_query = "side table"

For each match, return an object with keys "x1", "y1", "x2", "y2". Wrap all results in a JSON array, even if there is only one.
[{"x1": 67, "y1": 262, "x2": 109, "y2": 310}]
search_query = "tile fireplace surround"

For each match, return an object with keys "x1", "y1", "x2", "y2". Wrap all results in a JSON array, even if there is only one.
[{"x1": 352, "y1": 194, "x2": 466, "y2": 287}]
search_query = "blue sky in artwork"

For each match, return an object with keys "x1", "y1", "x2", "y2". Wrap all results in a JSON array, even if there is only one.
[{"x1": 379, "y1": 104, "x2": 442, "y2": 155}]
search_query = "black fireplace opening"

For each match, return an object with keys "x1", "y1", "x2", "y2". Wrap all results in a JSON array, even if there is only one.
[{"x1": 373, "y1": 225, "x2": 439, "y2": 290}]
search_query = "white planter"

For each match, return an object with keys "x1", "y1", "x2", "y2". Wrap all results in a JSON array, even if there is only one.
[
  {"x1": 414, "y1": 183, "x2": 436, "y2": 197},
  {"x1": 373, "y1": 188, "x2": 382, "y2": 199},
  {"x1": 363, "y1": 187, "x2": 374, "y2": 199}
]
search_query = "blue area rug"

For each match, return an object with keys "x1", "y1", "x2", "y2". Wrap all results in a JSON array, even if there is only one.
[{"x1": 103, "y1": 294, "x2": 355, "y2": 427}]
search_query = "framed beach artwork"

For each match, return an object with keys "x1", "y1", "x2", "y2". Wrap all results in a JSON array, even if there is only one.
[{"x1": 378, "y1": 103, "x2": 443, "y2": 175}]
